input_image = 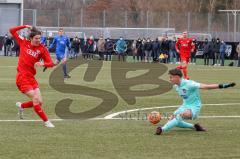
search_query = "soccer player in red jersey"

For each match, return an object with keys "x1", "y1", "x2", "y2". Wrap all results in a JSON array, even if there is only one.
[
  {"x1": 175, "y1": 31, "x2": 195, "y2": 79},
  {"x1": 10, "y1": 25, "x2": 55, "y2": 128}
]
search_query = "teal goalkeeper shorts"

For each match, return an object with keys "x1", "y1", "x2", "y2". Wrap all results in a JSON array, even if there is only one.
[{"x1": 173, "y1": 106, "x2": 201, "y2": 120}]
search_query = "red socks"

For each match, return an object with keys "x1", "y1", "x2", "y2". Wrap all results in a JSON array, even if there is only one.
[
  {"x1": 21, "y1": 101, "x2": 33, "y2": 108},
  {"x1": 20, "y1": 101, "x2": 49, "y2": 122},
  {"x1": 33, "y1": 104, "x2": 48, "y2": 122},
  {"x1": 176, "y1": 65, "x2": 188, "y2": 79},
  {"x1": 182, "y1": 67, "x2": 188, "y2": 79},
  {"x1": 176, "y1": 65, "x2": 182, "y2": 69}
]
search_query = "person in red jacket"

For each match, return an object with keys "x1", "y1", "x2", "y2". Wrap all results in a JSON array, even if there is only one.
[
  {"x1": 175, "y1": 31, "x2": 195, "y2": 79},
  {"x1": 10, "y1": 25, "x2": 55, "y2": 128}
]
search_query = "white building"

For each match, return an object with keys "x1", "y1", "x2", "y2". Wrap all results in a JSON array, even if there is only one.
[{"x1": 0, "y1": 0, "x2": 23, "y2": 35}]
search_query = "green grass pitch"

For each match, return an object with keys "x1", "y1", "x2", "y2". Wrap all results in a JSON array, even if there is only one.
[{"x1": 0, "y1": 56, "x2": 240, "y2": 159}]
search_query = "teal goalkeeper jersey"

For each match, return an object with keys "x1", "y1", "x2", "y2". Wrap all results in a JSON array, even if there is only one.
[{"x1": 174, "y1": 79, "x2": 202, "y2": 108}]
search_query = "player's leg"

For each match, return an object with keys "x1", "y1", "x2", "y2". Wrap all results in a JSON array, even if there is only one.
[
  {"x1": 61, "y1": 57, "x2": 70, "y2": 78},
  {"x1": 117, "y1": 53, "x2": 120, "y2": 61},
  {"x1": 176, "y1": 109, "x2": 206, "y2": 131},
  {"x1": 176, "y1": 109, "x2": 194, "y2": 129},
  {"x1": 156, "y1": 107, "x2": 185, "y2": 135},
  {"x1": 156, "y1": 108, "x2": 193, "y2": 135},
  {"x1": 25, "y1": 88, "x2": 54, "y2": 127},
  {"x1": 181, "y1": 60, "x2": 189, "y2": 79},
  {"x1": 16, "y1": 90, "x2": 34, "y2": 119},
  {"x1": 176, "y1": 57, "x2": 189, "y2": 79},
  {"x1": 16, "y1": 77, "x2": 35, "y2": 118},
  {"x1": 156, "y1": 107, "x2": 206, "y2": 135},
  {"x1": 176, "y1": 54, "x2": 184, "y2": 69},
  {"x1": 122, "y1": 53, "x2": 125, "y2": 62}
]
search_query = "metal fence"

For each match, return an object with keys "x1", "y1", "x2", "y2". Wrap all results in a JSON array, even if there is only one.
[{"x1": 1, "y1": 8, "x2": 240, "y2": 41}]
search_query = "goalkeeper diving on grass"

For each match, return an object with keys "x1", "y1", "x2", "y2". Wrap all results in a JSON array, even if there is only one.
[{"x1": 155, "y1": 68, "x2": 236, "y2": 135}]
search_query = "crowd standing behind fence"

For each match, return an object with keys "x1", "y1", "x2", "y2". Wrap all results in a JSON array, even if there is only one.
[{"x1": 1, "y1": 32, "x2": 240, "y2": 67}]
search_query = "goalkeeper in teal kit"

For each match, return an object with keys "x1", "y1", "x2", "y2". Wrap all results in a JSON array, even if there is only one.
[{"x1": 155, "y1": 68, "x2": 236, "y2": 135}]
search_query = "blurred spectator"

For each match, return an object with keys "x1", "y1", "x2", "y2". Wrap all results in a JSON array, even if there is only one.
[
  {"x1": 140, "y1": 38, "x2": 146, "y2": 62},
  {"x1": 131, "y1": 40, "x2": 137, "y2": 62},
  {"x1": 236, "y1": 42, "x2": 240, "y2": 67},
  {"x1": 104, "y1": 38, "x2": 114, "y2": 61},
  {"x1": 144, "y1": 38, "x2": 152, "y2": 62},
  {"x1": 190, "y1": 39, "x2": 198, "y2": 65},
  {"x1": 46, "y1": 36, "x2": 51, "y2": 48},
  {"x1": 116, "y1": 37, "x2": 127, "y2": 61},
  {"x1": 87, "y1": 35, "x2": 95, "y2": 60},
  {"x1": 169, "y1": 37, "x2": 177, "y2": 64},
  {"x1": 5, "y1": 35, "x2": 14, "y2": 56},
  {"x1": 220, "y1": 40, "x2": 227, "y2": 66},
  {"x1": 97, "y1": 36, "x2": 105, "y2": 60},
  {"x1": 203, "y1": 38, "x2": 211, "y2": 65},
  {"x1": 160, "y1": 36, "x2": 169, "y2": 63},
  {"x1": 210, "y1": 38, "x2": 215, "y2": 65},
  {"x1": 136, "y1": 38, "x2": 143, "y2": 62},
  {"x1": 214, "y1": 38, "x2": 221, "y2": 66},
  {"x1": 152, "y1": 38, "x2": 161, "y2": 62},
  {"x1": 41, "y1": 35, "x2": 47, "y2": 46},
  {"x1": 81, "y1": 36, "x2": 88, "y2": 59},
  {"x1": 15, "y1": 42, "x2": 20, "y2": 57},
  {"x1": 71, "y1": 36, "x2": 81, "y2": 59},
  {"x1": 3, "y1": 34, "x2": 8, "y2": 56}
]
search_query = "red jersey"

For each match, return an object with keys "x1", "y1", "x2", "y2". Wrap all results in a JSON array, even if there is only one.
[
  {"x1": 10, "y1": 25, "x2": 54, "y2": 77},
  {"x1": 175, "y1": 38, "x2": 194, "y2": 57}
]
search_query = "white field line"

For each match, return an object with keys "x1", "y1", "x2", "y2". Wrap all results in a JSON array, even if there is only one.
[
  {"x1": 103, "y1": 103, "x2": 240, "y2": 119},
  {"x1": 0, "y1": 103, "x2": 240, "y2": 122},
  {"x1": 1, "y1": 115, "x2": 240, "y2": 122}
]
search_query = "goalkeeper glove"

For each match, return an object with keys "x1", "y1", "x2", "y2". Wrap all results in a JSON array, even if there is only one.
[
  {"x1": 43, "y1": 67, "x2": 47, "y2": 72},
  {"x1": 219, "y1": 82, "x2": 236, "y2": 89}
]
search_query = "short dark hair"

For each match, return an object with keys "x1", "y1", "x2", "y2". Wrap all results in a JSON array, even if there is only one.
[
  {"x1": 168, "y1": 68, "x2": 183, "y2": 77},
  {"x1": 29, "y1": 26, "x2": 41, "y2": 39}
]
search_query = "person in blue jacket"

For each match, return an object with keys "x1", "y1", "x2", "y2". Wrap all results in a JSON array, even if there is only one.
[
  {"x1": 116, "y1": 37, "x2": 127, "y2": 61},
  {"x1": 40, "y1": 31, "x2": 47, "y2": 46},
  {"x1": 49, "y1": 28, "x2": 71, "y2": 78}
]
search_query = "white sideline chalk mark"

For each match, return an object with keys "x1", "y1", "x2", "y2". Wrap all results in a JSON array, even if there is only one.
[
  {"x1": 0, "y1": 103, "x2": 240, "y2": 122},
  {"x1": 1, "y1": 116, "x2": 240, "y2": 122},
  {"x1": 104, "y1": 103, "x2": 240, "y2": 119}
]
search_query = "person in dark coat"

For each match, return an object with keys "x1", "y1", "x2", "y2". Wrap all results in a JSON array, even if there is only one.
[
  {"x1": 152, "y1": 38, "x2": 161, "y2": 62},
  {"x1": 213, "y1": 38, "x2": 221, "y2": 66},
  {"x1": 203, "y1": 38, "x2": 211, "y2": 66}
]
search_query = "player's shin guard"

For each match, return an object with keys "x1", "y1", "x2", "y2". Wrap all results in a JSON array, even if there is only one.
[
  {"x1": 21, "y1": 101, "x2": 33, "y2": 108},
  {"x1": 162, "y1": 114, "x2": 183, "y2": 132},
  {"x1": 33, "y1": 104, "x2": 48, "y2": 122}
]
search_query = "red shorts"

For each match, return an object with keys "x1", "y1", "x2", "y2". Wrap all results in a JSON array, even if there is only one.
[{"x1": 16, "y1": 73, "x2": 39, "y2": 93}]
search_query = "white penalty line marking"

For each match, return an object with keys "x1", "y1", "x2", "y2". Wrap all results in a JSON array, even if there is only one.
[
  {"x1": 103, "y1": 103, "x2": 240, "y2": 119},
  {"x1": 1, "y1": 115, "x2": 240, "y2": 122},
  {"x1": 0, "y1": 103, "x2": 240, "y2": 122}
]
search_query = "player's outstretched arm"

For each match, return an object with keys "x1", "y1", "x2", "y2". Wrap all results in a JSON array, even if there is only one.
[
  {"x1": 9, "y1": 25, "x2": 31, "y2": 44},
  {"x1": 200, "y1": 82, "x2": 236, "y2": 90},
  {"x1": 41, "y1": 47, "x2": 56, "y2": 72}
]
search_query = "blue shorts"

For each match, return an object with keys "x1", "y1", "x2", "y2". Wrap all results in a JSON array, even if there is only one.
[
  {"x1": 173, "y1": 106, "x2": 201, "y2": 120},
  {"x1": 56, "y1": 54, "x2": 66, "y2": 62}
]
